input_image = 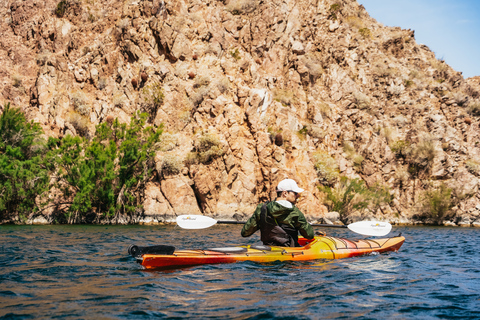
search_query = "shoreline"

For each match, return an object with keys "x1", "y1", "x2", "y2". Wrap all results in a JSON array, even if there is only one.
[{"x1": 2, "y1": 217, "x2": 479, "y2": 228}]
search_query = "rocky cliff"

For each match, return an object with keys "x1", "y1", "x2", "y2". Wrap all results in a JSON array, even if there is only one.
[{"x1": 1, "y1": 0, "x2": 480, "y2": 226}]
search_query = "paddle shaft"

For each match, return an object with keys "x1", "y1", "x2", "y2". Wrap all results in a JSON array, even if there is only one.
[{"x1": 217, "y1": 220, "x2": 347, "y2": 228}]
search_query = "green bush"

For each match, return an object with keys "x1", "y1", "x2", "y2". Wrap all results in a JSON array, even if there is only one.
[
  {"x1": 49, "y1": 112, "x2": 163, "y2": 222},
  {"x1": 230, "y1": 48, "x2": 241, "y2": 61},
  {"x1": 359, "y1": 28, "x2": 371, "y2": 39},
  {"x1": 328, "y1": 3, "x2": 341, "y2": 20},
  {"x1": 0, "y1": 103, "x2": 50, "y2": 220},
  {"x1": 319, "y1": 177, "x2": 392, "y2": 222},
  {"x1": 55, "y1": 0, "x2": 69, "y2": 18},
  {"x1": 390, "y1": 140, "x2": 411, "y2": 158}
]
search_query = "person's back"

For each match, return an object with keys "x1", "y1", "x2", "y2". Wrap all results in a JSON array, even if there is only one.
[{"x1": 241, "y1": 179, "x2": 314, "y2": 247}]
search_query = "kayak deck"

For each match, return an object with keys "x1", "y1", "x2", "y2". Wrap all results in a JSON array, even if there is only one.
[{"x1": 134, "y1": 235, "x2": 405, "y2": 270}]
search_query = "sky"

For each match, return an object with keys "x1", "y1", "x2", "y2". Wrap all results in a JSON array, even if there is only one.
[{"x1": 357, "y1": 0, "x2": 480, "y2": 78}]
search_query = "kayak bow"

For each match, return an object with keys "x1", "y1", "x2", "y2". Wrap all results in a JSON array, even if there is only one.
[{"x1": 130, "y1": 235, "x2": 405, "y2": 270}]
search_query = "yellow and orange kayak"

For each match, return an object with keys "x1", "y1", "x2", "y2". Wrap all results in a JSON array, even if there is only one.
[{"x1": 130, "y1": 235, "x2": 405, "y2": 270}]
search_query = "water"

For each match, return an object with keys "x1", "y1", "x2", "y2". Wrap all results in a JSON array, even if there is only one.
[{"x1": 1, "y1": 225, "x2": 479, "y2": 319}]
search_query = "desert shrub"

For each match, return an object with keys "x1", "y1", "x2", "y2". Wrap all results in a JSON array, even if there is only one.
[
  {"x1": 297, "y1": 126, "x2": 308, "y2": 139},
  {"x1": 374, "y1": 62, "x2": 396, "y2": 78},
  {"x1": 431, "y1": 58, "x2": 448, "y2": 73},
  {"x1": 467, "y1": 100, "x2": 480, "y2": 116},
  {"x1": 345, "y1": 16, "x2": 363, "y2": 29},
  {"x1": 188, "y1": 133, "x2": 224, "y2": 164},
  {"x1": 465, "y1": 159, "x2": 480, "y2": 175},
  {"x1": 418, "y1": 183, "x2": 454, "y2": 224},
  {"x1": 409, "y1": 69, "x2": 424, "y2": 80},
  {"x1": 390, "y1": 140, "x2": 411, "y2": 158},
  {"x1": 450, "y1": 92, "x2": 468, "y2": 106},
  {"x1": 352, "y1": 91, "x2": 370, "y2": 109},
  {"x1": 388, "y1": 84, "x2": 403, "y2": 96},
  {"x1": 409, "y1": 137, "x2": 436, "y2": 173},
  {"x1": 98, "y1": 77, "x2": 107, "y2": 90},
  {"x1": 313, "y1": 151, "x2": 339, "y2": 185},
  {"x1": 68, "y1": 112, "x2": 89, "y2": 137},
  {"x1": 273, "y1": 89, "x2": 296, "y2": 106},
  {"x1": 343, "y1": 141, "x2": 363, "y2": 168},
  {"x1": 141, "y1": 82, "x2": 164, "y2": 115},
  {"x1": 300, "y1": 54, "x2": 324, "y2": 82},
  {"x1": 328, "y1": 3, "x2": 341, "y2": 20},
  {"x1": 191, "y1": 86, "x2": 211, "y2": 107},
  {"x1": 194, "y1": 75, "x2": 210, "y2": 88},
  {"x1": 161, "y1": 154, "x2": 183, "y2": 175},
  {"x1": 358, "y1": 28, "x2": 371, "y2": 39},
  {"x1": 0, "y1": 103, "x2": 50, "y2": 220},
  {"x1": 159, "y1": 132, "x2": 178, "y2": 151},
  {"x1": 318, "y1": 103, "x2": 331, "y2": 118},
  {"x1": 184, "y1": 152, "x2": 199, "y2": 166},
  {"x1": 305, "y1": 124, "x2": 325, "y2": 140},
  {"x1": 394, "y1": 165, "x2": 410, "y2": 187},
  {"x1": 71, "y1": 91, "x2": 90, "y2": 116},
  {"x1": 230, "y1": 48, "x2": 241, "y2": 60},
  {"x1": 55, "y1": 0, "x2": 69, "y2": 18},
  {"x1": 319, "y1": 177, "x2": 392, "y2": 223},
  {"x1": 113, "y1": 91, "x2": 127, "y2": 108},
  {"x1": 216, "y1": 77, "x2": 230, "y2": 94},
  {"x1": 12, "y1": 75, "x2": 23, "y2": 88},
  {"x1": 226, "y1": 0, "x2": 258, "y2": 15}
]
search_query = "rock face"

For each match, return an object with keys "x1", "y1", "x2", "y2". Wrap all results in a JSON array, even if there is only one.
[{"x1": 1, "y1": 0, "x2": 480, "y2": 226}]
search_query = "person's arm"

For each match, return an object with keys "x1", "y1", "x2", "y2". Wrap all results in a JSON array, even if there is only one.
[
  {"x1": 294, "y1": 208, "x2": 314, "y2": 239},
  {"x1": 241, "y1": 204, "x2": 262, "y2": 237}
]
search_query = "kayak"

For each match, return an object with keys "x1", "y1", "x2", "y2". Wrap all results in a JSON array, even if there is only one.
[{"x1": 129, "y1": 235, "x2": 405, "y2": 270}]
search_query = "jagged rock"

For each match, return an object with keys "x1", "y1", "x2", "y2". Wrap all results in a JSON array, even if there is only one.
[{"x1": 0, "y1": 0, "x2": 478, "y2": 225}]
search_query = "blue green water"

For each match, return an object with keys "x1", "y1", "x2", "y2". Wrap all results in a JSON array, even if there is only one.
[{"x1": 1, "y1": 225, "x2": 479, "y2": 319}]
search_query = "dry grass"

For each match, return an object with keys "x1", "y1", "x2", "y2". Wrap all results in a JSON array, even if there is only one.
[
  {"x1": 352, "y1": 91, "x2": 370, "y2": 109},
  {"x1": 226, "y1": 0, "x2": 258, "y2": 15},
  {"x1": 161, "y1": 154, "x2": 183, "y2": 175},
  {"x1": 313, "y1": 150, "x2": 339, "y2": 185},
  {"x1": 71, "y1": 91, "x2": 90, "y2": 116},
  {"x1": 273, "y1": 89, "x2": 296, "y2": 106}
]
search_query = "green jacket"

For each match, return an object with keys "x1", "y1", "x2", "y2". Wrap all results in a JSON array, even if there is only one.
[{"x1": 241, "y1": 201, "x2": 314, "y2": 240}]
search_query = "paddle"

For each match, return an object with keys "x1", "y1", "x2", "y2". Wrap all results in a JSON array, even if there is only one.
[{"x1": 176, "y1": 215, "x2": 392, "y2": 237}]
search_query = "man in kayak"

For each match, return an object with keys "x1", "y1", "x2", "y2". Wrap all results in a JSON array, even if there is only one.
[{"x1": 241, "y1": 179, "x2": 314, "y2": 247}]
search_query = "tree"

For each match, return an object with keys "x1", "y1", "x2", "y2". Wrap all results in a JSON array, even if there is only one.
[
  {"x1": 50, "y1": 112, "x2": 163, "y2": 223},
  {"x1": 0, "y1": 103, "x2": 50, "y2": 220}
]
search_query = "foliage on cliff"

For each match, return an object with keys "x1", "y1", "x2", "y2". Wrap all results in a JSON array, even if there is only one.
[
  {"x1": 0, "y1": 106, "x2": 163, "y2": 223},
  {"x1": 0, "y1": 103, "x2": 50, "y2": 221}
]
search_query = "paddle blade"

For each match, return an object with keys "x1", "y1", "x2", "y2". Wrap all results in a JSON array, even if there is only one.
[
  {"x1": 347, "y1": 221, "x2": 392, "y2": 237},
  {"x1": 176, "y1": 215, "x2": 217, "y2": 229}
]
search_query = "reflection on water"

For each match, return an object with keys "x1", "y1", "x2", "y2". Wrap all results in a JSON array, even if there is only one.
[{"x1": 1, "y1": 225, "x2": 480, "y2": 319}]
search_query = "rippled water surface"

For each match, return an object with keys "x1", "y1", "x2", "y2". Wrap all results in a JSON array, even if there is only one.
[{"x1": 1, "y1": 225, "x2": 479, "y2": 319}]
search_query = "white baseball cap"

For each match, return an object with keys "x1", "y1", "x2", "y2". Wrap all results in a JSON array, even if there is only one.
[{"x1": 277, "y1": 179, "x2": 304, "y2": 193}]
